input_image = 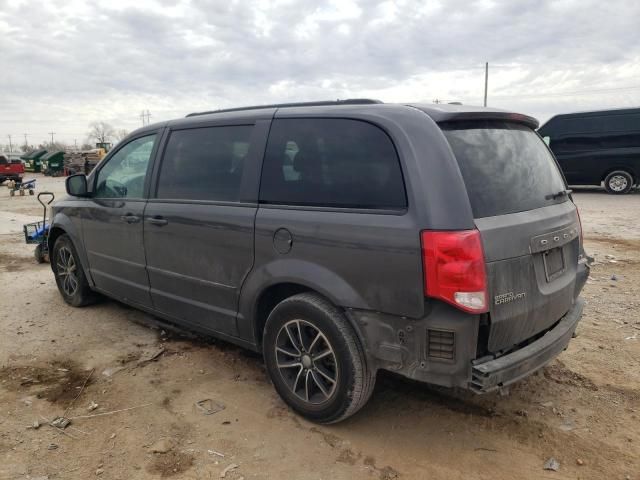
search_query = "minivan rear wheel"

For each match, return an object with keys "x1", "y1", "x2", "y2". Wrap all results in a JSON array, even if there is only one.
[
  {"x1": 604, "y1": 170, "x2": 633, "y2": 194},
  {"x1": 263, "y1": 293, "x2": 375, "y2": 423}
]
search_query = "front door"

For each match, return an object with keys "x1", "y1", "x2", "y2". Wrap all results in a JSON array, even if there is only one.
[
  {"x1": 82, "y1": 133, "x2": 159, "y2": 308},
  {"x1": 144, "y1": 123, "x2": 263, "y2": 336}
]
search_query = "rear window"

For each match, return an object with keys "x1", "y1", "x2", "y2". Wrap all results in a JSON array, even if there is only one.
[
  {"x1": 259, "y1": 119, "x2": 406, "y2": 209},
  {"x1": 441, "y1": 121, "x2": 568, "y2": 218}
]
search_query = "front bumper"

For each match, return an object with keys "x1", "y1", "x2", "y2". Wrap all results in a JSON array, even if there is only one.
[{"x1": 470, "y1": 298, "x2": 584, "y2": 392}]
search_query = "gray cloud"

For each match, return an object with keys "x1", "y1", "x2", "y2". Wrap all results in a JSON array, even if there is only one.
[{"x1": 1, "y1": 0, "x2": 638, "y2": 145}]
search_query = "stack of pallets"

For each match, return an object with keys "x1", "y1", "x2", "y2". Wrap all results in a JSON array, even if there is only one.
[{"x1": 64, "y1": 150, "x2": 103, "y2": 175}]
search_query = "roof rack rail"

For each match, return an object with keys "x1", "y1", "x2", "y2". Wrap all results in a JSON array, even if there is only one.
[{"x1": 186, "y1": 98, "x2": 383, "y2": 117}]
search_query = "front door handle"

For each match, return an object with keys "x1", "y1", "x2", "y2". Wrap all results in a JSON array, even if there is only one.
[
  {"x1": 148, "y1": 216, "x2": 168, "y2": 226},
  {"x1": 120, "y1": 214, "x2": 140, "y2": 224}
]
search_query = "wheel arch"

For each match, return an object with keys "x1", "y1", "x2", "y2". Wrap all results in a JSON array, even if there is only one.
[
  {"x1": 241, "y1": 264, "x2": 371, "y2": 354},
  {"x1": 48, "y1": 215, "x2": 94, "y2": 286}
]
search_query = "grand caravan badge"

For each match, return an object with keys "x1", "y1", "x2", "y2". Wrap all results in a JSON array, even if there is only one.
[{"x1": 494, "y1": 291, "x2": 526, "y2": 305}]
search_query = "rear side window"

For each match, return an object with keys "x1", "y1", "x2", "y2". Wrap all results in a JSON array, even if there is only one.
[
  {"x1": 442, "y1": 121, "x2": 567, "y2": 218},
  {"x1": 157, "y1": 126, "x2": 252, "y2": 202},
  {"x1": 260, "y1": 119, "x2": 406, "y2": 209}
]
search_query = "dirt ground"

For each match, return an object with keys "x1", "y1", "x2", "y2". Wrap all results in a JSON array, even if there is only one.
[{"x1": 0, "y1": 175, "x2": 638, "y2": 480}]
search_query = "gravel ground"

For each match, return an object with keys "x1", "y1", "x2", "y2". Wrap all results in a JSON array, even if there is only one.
[{"x1": 0, "y1": 175, "x2": 638, "y2": 480}]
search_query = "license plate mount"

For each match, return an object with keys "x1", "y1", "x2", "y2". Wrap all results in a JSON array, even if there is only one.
[{"x1": 543, "y1": 247, "x2": 566, "y2": 282}]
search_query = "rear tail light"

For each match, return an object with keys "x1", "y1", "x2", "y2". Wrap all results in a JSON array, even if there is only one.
[{"x1": 421, "y1": 230, "x2": 488, "y2": 313}]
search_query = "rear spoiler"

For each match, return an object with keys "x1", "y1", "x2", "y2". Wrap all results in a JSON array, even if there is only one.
[{"x1": 408, "y1": 105, "x2": 540, "y2": 130}]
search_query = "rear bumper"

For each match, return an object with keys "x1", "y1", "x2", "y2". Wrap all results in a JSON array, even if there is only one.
[{"x1": 469, "y1": 298, "x2": 584, "y2": 392}]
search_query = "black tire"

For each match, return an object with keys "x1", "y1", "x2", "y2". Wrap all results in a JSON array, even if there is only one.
[
  {"x1": 29, "y1": 189, "x2": 34, "y2": 195},
  {"x1": 52, "y1": 234, "x2": 96, "y2": 307},
  {"x1": 604, "y1": 170, "x2": 633, "y2": 194},
  {"x1": 34, "y1": 244, "x2": 45, "y2": 264},
  {"x1": 263, "y1": 293, "x2": 375, "y2": 424}
]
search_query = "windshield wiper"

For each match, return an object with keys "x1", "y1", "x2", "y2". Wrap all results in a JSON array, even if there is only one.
[{"x1": 545, "y1": 189, "x2": 572, "y2": 200}]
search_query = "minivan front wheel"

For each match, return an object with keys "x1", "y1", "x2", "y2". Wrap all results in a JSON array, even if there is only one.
[
  {"x1": 53, "y1": 234, "x2": 96, "y2": 307},
  {"x1": 263, "y1": 293, "x2": 375, "y2": 423},
  {"x1": 604, "y1": 170, "x2": 634, "y2": 194}
]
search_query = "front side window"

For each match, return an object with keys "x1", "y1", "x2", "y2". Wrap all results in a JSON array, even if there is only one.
[
  {"x1": 259, "y1": 119, "x2": 406, "y2": 209},
  {"x1": 156, "y1": 126, "x2": 253, "y2": 202},
  {"x1": 94, "y1": 135, "x2": 156, "y2": 199}
]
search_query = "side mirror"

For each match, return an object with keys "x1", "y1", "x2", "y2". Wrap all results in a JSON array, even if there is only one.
[{"x1": 66, "y1": 174, "x2": 88, "y2": 197}]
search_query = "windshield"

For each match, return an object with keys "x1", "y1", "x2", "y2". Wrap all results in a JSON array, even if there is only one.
[{"x1": 441, "y1": 120, "x2": 568, "y2": 218}]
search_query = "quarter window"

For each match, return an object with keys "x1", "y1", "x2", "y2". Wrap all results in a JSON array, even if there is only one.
[
  {"x1": 94, "y1": 134, "x2": 156, "y2": 199},
  {"x1": 156, "y1": 126, "x2": 253, "y2": 202},
  {"x1": 259, "y1": 119, "x2": 406, "y2": 209}
]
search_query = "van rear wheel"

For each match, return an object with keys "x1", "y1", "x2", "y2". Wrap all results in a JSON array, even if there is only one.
[
  {"x1": 263, "y1": 293, "x2": 375, "y2": 423},
  {"x1": 604, "y1": 170, "x2": 633, "y2": 194}
]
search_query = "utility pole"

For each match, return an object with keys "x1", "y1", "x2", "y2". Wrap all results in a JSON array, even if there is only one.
[
  {"x1": 48, "y1": 132, "x2": 56, "y2": 146},
  {"x1": 7, "y1": 134, "x2": 13, "y2": 153},
  {"x1": 23, "y1": 133, "x2": 29, "y2": 150},
  {"x1": 74, "y1": 139, "x2": 78, "y2": 151},
  {"x1": 140, "y1": 110, "x2": 152, "y2": 126},
  {"x1": 483, "y1": 62, "x2": 489, "y2": 107}
]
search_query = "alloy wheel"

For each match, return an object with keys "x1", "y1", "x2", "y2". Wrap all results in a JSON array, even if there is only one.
[
  {"x1": 56, "y1": 246, "x2": 79, "y2": 296},
  {"x1": 275, "y1": 319, "x2": 338, "y2": 405}
]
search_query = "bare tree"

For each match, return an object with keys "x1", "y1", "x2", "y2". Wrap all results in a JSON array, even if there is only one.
[
  {"x1": 114, "y1": 128, "x2": 129, "y2": 142},
  {"x1": 87, "y1": 121, "x2": 115, "y2": 144}
]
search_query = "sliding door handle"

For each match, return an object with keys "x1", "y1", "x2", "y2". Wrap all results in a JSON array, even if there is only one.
[
  {"x1": 120, "y1": 214, "x2": 140, "y2": 224},
  {"x1": 148, "y1": 216, "x2": 168, "y2": 226}
]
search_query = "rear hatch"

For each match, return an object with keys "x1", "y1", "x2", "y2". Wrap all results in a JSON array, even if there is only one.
[{"x1": 441, "y1": 120, "x2": 581, "y2": 354}]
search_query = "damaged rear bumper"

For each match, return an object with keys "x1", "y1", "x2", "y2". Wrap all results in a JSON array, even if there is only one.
[{"x1": 469, "y1": 298, "x2": 584, "y2": 392}]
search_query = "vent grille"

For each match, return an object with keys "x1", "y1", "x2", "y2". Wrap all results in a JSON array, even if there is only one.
[{"x1": 427, "y1": 329, "x2": 455, "y2": 361}]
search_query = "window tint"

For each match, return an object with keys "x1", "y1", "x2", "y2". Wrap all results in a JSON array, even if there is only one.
[
  {"x1": 260, "y1": 119, "x2": 406, "y2": 209},
  {"x1": 94, "y1": 135, "x2": 156, "y2": 199},
  {"x1": 157, "y1": 126, "x2": 252, "y2": 202},
  {"x1": 442, "y1": 121, "x2": 567, "y2": 218}
]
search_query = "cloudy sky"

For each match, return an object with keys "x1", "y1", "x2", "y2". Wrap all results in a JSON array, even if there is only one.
[{"x1": 1, "y1": 0, "x2": 639, "y2": 148}]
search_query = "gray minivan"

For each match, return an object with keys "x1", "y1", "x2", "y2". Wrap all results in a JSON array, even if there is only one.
[{"x1": 50, "y1": 100, "x2": 589, "y2": 423}]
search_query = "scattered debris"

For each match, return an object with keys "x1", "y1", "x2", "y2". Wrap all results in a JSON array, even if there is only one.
[
  {"x1": 196, "y1": 398, "x2": 225, "y2": 416},
  {"x1": 69, "y1": 403, "x2": 152, "y2": 420},
  {"x1": 150, "y1": 438, "x2": 175, "y2": 454},
  {"x1": 208, "y1": 449, "x2": 225, "y2": 458},
  {"x1": 109, "y1": 433, "x2": 116, "y2": 439},
  {"x1": 48, "y1": 443, "x2": 58, "y2": 450},
  {"x1": 576, "y1": 458, "x2": 585, "y2": 466},
  {"x1": 611, "y1": 274, "x2": 618, "y2": 281},
  {"x1": 137, "y1": 348, "x2": 165, "y2": 366},
  {"x1": 515, "y1": 409, "x2": 528, "y2": 417},
  {"x1": 88, "y1": 401, "x2": 99, "y2": 411},
  {"x1": 27, "y1": 420, "x2": 41, "y2": 430},
  {"x1": 95, "y1": 468, "x2": 104, "y2": 475},
  {"x1": 625, "y1": 334, "x2": 637, "y2": 340},
  {"x1": 220, "y1": 463, "x2": 239, "y2": 478},
  {"x1": 101, "y1": 366, "x2": 125, "y2": 377},
  {"x1": 50, "y1": 417, "x2": 71, "y2": 429},
  {"x1": 543, "y1": 457, "x2": 560, "y2": 471},
  {"x1": 62, "y1": 368, "x2": 95, "y2": 418}
]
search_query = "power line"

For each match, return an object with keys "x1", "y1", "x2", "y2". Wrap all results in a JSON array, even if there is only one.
[{"x1": 491, "y1": 84, "x2": 640, "y2": 100}]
